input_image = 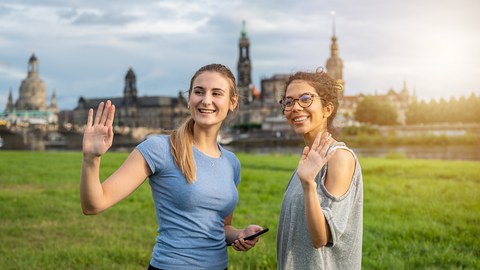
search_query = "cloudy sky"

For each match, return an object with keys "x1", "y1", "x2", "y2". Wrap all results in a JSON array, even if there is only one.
[{"x1": 1, "y1": 0, "x2": 479, "y2": 110}]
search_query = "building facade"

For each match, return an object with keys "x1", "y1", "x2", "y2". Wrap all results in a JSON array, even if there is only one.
[
  {"x1": 2, "y1": 54, "x2": 58, "y2": 125},
  {"x1": 72, "y1": 67, "x2": 190, "y2": 130}
]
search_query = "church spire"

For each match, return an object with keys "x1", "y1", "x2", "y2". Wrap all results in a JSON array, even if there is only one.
[
  {"x1": 6, "y1": 88, "x2": 14, "y2": 112},
  {"x1": 237, "y1": 19, "x2": 252, "y2": 104},
  {"x1": 330, "y1": 11, "x2": 339, "y2": 57},
  {"x1": 241, "y1": 19, "x2": 248, "y2": 38},
  {"x1": 49, "y1": 89, "x2": 58, "y2": 113},
  {"x1": 332, "y1": 10, "x2": 336, "y2": 38},
  {"x1": 325, "y1": 11, "x2": 344, "y2": 98}
]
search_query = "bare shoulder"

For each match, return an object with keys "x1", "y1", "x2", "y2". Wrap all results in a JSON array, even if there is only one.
[{"x1": 324, "y1": 148, "x2": 356, "y2": 197}]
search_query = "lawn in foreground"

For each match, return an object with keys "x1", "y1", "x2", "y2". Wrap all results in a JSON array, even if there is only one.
[{"x1": 0, "y1": 151, "x2": 478, "y2": 269}]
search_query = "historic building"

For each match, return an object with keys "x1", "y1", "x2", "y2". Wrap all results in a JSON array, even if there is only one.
[
  {"x1": 235, "y1": 18, "x2": 346, "y2": 131},
  {"x1": 237, "y1": 16, "x2": 412, "y2": 129},
  {"x1": 338, "y1": 82, "x2": 413, "y2": 126},
  {"x1": 72, "y1": 67, "x2": 190, "y2": 130},
  {"x1": 2, "y1": 54, "x2": 58, "y2": 124},
  {"x1": 68, "y1": 16, "x2": 412, "y2": 132},
  {"x1": 234, "y1": 21, "x2": 285, "y2": 127}
]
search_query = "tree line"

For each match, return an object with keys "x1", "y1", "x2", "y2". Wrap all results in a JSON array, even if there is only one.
[{"x1": 353, "y1": 93, "x2": 480, "y2": 125}]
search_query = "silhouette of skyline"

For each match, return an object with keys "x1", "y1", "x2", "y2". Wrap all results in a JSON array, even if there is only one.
[{"x1": 1, "y1": 0, "x2": 479, "y2": 110}]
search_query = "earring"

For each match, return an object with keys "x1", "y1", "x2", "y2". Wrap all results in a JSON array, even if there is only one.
[{"x1": 187, "y1": 104, "x2": 190, "y2": 109}]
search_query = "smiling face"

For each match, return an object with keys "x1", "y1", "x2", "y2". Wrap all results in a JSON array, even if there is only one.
[
  {"x1": 188, "y1": 71, "x2": 237, "y2": 129},
  {"x1": 283, "y1": 80, "x2": 332, "y2": 138}
]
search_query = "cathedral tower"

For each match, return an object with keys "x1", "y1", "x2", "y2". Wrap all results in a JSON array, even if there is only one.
[
  {"x1": 237, "y1": 20, "x2": 252, "y2": 105},
  {"x1": 325, "y1": 11, "x2": 344, "y2": 99},
  {"x1": 15, "y1": 53, "x2": 47, "y2": 110},
  {"x1": 123, "y1": 67, "x2": 138, "y2": 106}
]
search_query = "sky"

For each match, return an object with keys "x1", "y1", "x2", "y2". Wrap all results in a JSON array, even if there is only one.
[{"x1": 1, "y1": 0, "x2": 479, "y2": 110}]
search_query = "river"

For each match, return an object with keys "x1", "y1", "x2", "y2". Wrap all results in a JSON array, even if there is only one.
[{"x1": 224, "y1": 145, "x2": 480, "y2": 161}]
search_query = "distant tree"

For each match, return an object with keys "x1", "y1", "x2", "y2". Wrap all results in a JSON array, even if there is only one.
[
  {"x1": 448, "y1": 96, "x2": 460, "y2": 123},
  {"x1": 354, "y1": 96, "x2": 398, "y2": 125},
  {"x1": 457, "y1": 96, "x2": 468, "y2": 123},
  {"x1": 427, "y1": 99, "x2": 439, "y2": 123},
  {"x1": 474, "y1": 94, "x2": 480, "y2": 123},
  {"x1": 465, "y1": 93, "x2": 479, "y2": 123},
  {"x1": 406, "y1": 93, "x2": 480, "y2": 125},
  {"x1": 406, "y1": 99, "x2": 421, "y2": 125},
  {"x1": 438, "y1": 98, "x2": 449, "y2": 123}
]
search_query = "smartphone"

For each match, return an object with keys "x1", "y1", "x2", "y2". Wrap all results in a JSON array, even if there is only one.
[{"x1": 227, "y1": 228, "x2": 269, "y2": 246}]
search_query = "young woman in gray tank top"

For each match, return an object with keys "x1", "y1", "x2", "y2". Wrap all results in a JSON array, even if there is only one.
[{"x1": 277, "y1": 69, "x2": 363, "y2": 270}]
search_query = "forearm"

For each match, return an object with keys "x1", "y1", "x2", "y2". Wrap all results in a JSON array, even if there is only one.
[
  {"x1": 80, "y1": 155, "x2": 105, "y2": 214},
  {"x1": 303, "y1": 182, "x2": 330, "y2": 248},
  {"x1": 224, "y1": 224, "x2": 242, "y2": 242}
]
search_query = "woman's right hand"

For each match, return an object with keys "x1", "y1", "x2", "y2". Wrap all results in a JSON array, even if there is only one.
[
  {"x1": 82, "y1": 100, "x2": 116, "y2": 157},
  {"x1": 296, "y1": 132, "x2": 335, "y2": 190}
]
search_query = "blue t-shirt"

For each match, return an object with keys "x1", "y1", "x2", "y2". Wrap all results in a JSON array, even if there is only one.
[{"x1": 136, "y1": 135, "x2": 240, "y2": 270}]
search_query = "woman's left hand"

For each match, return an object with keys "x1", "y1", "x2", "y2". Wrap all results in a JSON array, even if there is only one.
[
  {"x1": 231, "y1": 225, "x2": 263, "y2": 252},
  {"x1": 297, "y1": 132, "x2": 336, "y2": 190}
]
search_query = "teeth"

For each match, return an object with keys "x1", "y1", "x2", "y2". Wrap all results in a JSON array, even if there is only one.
[
  {"x1": 199, "y1": 109, "x2": 215, "y2": 113},
  {"x1": 293, "y1": 116, "x2": 307, "y2": 122}
]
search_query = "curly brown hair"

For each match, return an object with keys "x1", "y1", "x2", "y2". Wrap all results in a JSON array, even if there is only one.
[{"x1": 282, "y1": 69, "x2": 342, "y2": 132}]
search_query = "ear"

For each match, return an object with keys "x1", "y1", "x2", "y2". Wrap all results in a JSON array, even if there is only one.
[
  {"x1": 230, "y1": 94, "x2": 238, "y2": 111},
  {"x1": 323, "y1": 102, "x2": 334, "y2": 118}
]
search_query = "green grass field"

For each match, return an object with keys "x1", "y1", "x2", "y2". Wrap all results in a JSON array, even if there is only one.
[{"x1": 0, "y1": 151, "x2": 479, "y2": 269}]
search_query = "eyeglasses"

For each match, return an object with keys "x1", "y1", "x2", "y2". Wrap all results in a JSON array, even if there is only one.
[{"x1": 280, "y1": 93, "x2": 320, "y2": 112}]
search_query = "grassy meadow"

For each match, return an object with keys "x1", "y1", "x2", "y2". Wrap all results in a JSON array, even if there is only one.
[{"x1": 0, "y1": 150, "x2": 479, "y2": 269}]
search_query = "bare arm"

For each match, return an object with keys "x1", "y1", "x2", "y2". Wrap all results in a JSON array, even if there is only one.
[
  {"x1": 297, "y1": 132, "x2": 348, "y2": 248},
  {"x1": 80, "y1": 101, "x2": 151, "y2": 214},
  {"x1": 302, "y1": 150, "x2": 355, "y2": 248},
  {"x1": 81, "y1": 149, "x2": 151, "y2": 214}
]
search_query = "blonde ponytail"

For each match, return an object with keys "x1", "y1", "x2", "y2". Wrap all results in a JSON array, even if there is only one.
[{"x1": 170, "y1": 117, "x2": 196, "y2": 183}]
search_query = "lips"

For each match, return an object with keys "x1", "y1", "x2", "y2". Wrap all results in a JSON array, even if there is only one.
[
  {"x1": 198, "y1": 108, "x2": 216, "y2": 113},
  {"x1": 292, "y1": 116, "x2": 308, "y2": 123}
]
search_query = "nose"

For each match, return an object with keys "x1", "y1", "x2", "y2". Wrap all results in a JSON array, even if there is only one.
[
  {"x1": 291, "y1": 99, "x2": 303, "y2": 111},
  {"x1": 202, "y1": 92, "x2": 213, "y2": 105}
]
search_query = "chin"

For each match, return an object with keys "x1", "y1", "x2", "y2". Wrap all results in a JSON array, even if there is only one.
[{"x1": 290, "y1": 126, "x2": 308, "y2": 136}]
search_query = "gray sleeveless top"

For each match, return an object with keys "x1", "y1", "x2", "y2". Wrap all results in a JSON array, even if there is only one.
[{"x1": 277, "y1": 142, "x2": 363, "y2": 270}]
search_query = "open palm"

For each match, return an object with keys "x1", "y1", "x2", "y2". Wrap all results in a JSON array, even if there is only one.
[
  {"x1": 82, "y1": 101, "x2": 116, "y2": 157},
  {"x1": 297, "y1": 133, "x2": 335, "y2": 186}
]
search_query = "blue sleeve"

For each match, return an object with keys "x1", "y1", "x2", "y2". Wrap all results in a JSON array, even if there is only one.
[
  {"x1": 232, "y1": 154, "x2": 241, "y2": 186},
  {"x1": 220, "y1": 147, "x2": 241, "y2": 186},
  {"x1": 136, "y1": 135, "x2": 169, "y2": 175}
]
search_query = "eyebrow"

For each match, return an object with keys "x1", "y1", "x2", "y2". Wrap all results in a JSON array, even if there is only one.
[
  {"x1": 193, "y1": 86, "x2": 226, "y2": 92},
  {"x1": 285, "y1": 92, "x2": 315, "y2": 98}
]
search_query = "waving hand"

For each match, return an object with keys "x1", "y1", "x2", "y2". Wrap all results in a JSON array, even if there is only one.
[
  {"x1": 297, "y1": 132, "x2": 336, "y2": 188},
  {"x1": 82, "y1": 100, "x2": 116, "y2": 157}
]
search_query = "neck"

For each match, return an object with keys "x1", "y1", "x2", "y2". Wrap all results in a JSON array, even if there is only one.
[
  {"x1": 303, "y1": 128, "x2": 327, "y2": 147},
  {"x1": 193, "y1": 124, "x2": 221, "y2": 157}
]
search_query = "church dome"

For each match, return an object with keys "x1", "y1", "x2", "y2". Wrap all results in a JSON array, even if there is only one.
[{"x1": 16, "y1": 54, "x2": 47, "y2": 110}]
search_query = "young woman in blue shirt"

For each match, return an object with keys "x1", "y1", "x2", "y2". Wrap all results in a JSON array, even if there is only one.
[{"x1": 80, "y1": 64, "x2": 263, "y2": 270}]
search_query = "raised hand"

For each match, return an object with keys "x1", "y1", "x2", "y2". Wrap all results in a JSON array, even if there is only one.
[
  {"x1": 82, "y1": 100, "x2": 116, "y2": 157},
  {"x1": 297, "y1": 132, "x2": 335, "y2": 189}
]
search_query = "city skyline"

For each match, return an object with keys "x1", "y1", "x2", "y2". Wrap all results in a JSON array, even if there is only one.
[{"x1": 1, "y1": 0, "x2": 479, "y2": 110}]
